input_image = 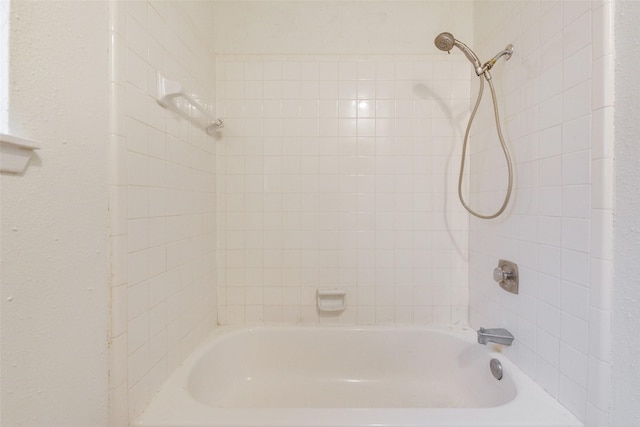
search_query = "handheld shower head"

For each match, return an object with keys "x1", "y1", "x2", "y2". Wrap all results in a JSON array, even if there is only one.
[
  {"x1": 434, "y1": 32, "x2": 455, "y2": 52},
  {"x1": 434, "y1": 32, "x2": 483, "y2": 75},
  {"x1": 433, "y1": 33, "x2": 516, "y2": 219}
]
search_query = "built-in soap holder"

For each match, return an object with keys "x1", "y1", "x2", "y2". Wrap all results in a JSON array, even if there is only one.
[{"x1": 316, "y1": 288, "x2": 346, "y2": 312}]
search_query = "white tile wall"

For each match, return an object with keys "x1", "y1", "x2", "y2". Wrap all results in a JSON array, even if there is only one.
[
  {"x1": 216, "y1": 54, "x2": 471, "y2": 326},
  {"x1": 470, "y1": 1, "x2": 613, "y2": 425},
  {"x1": 108, "y1": 1, "x2": 217, "y2": 425}
]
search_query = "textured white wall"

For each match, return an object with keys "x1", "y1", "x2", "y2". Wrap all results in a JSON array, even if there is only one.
[
  {"x1": 1, "y1": 1, "x2": 110, "y2": 426},
  {"x1": 612, "y1": 2, "x2": 640, "y2": 425},
  {"x1": 470, "y1": 1, "x2": 614, "y2": 425}
]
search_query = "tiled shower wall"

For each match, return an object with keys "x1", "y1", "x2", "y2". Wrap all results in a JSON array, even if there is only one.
[
  {"x1": 216, "y1": 54, "x2": 472, "y2": 325},
  {"x1": 469, "y1": 1, "x2": 613, "y2": 425},
  {"x1": 107, "y1": 1, "x2": 217, "y2": 425},
  {"x1": 106, "y1": 1, "x2": 616, "y2": 426}
]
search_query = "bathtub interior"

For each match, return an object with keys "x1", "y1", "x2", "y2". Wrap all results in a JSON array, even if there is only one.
[
  {"x1": 187, "y1": 328, "x2": 516, "y2": 409},
  {"x1": 135, "y1": 326, "x2": 583, "y2": 427}
]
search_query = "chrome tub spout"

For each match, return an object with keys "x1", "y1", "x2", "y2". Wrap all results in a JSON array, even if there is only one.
[{"x1": 477, "y1": 327, "x2": 514, "y2": 346}]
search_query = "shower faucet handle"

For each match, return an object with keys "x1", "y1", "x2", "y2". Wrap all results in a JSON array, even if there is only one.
[
  {"x1": 493, "y1": 265, "x2": 515, "y2": 281},
  {"x1": 493, "y1": 259, "x2": 519, "y2": 294}
]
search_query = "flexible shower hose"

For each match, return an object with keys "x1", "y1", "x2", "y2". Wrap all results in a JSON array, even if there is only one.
[{"x1": 458, "y1": 74, "x2": 513, "y2": 219}]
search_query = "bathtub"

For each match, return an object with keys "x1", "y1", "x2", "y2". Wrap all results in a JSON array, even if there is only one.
[{"x1": 134, "y1": 326, "x2": 582, "y2": 427}]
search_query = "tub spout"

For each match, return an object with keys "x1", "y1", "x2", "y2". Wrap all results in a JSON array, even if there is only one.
[{"x1": 477, "y1": 327, "x2": 514, "y2": 346}]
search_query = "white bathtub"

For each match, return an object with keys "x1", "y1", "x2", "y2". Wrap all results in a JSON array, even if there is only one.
[{"x1": 134, "y1": 326, "x2": 582, "y2": 427}]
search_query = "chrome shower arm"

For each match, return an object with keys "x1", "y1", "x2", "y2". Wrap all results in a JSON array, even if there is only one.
[{"x1": 482, "y1": 44, "x2": 514, "y2": 73}]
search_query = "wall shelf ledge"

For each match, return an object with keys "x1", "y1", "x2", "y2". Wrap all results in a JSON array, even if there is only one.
[{"x1": 0, "y1": 133, "x2": 40, "y2": 173}]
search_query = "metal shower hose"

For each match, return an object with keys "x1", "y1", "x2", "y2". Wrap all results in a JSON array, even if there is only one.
[{"x1": 458, "y1": 74, "x2": 513, "y2": 219}]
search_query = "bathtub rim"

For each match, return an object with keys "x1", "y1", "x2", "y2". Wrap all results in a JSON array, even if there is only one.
[{"x1": 134, "y1": 324, "x2": 584, "y2": 427}]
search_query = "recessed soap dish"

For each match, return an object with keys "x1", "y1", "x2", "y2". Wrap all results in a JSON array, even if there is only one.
[{"x1": 316, "y1": 288, "x2": 346, "y2": 312}]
